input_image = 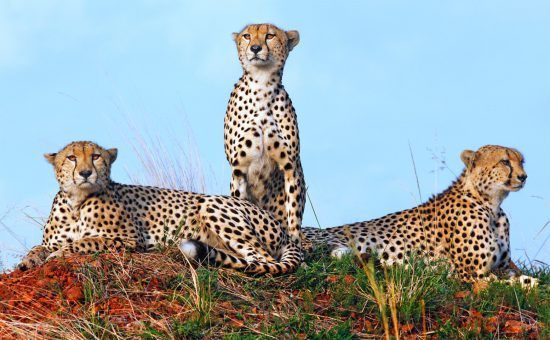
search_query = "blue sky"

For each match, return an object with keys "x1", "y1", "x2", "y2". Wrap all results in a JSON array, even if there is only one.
[{"x1": 0, "y1": 1, "x2": 549, "y2": 268}]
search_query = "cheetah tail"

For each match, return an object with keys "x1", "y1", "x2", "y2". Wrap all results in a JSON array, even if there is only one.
[{"x1": 178, "y1": 239, "x2": 301, "y2": 275}]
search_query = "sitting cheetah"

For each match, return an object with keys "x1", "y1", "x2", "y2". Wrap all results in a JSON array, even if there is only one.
[
  {"x1": 17, "y1": 141, "x2": 301, "y2": 275},
  {"x1": 224, "y1": 23, "x2": 306, "y2": 252},
  {"x1": 303, "y1": 145, "x2": 536, "y2": 286}
]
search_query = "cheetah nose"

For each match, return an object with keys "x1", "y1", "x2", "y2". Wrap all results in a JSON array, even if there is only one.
[
  {"x1": 79, "y1": 170, "x2": 92, "y2": 179},
  {"x1": 250, "y1": 45, "x2": 262, "y2": 53},
  {"x1": 517, "y1": 174, "x2": 527, "y2": 182}
]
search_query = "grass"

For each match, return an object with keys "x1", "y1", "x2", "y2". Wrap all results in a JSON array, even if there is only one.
[{"x1": 1, "y1": 248, "x2": 547, "y2": 338}]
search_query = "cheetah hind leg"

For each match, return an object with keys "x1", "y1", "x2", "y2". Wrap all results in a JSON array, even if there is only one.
[{"x1": 178, "y1": 239, "x2": 301, "y2": 275}]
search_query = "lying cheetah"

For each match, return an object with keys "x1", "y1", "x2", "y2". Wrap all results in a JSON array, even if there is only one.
[
  {"x1": 303, "y1": 145, "x2": 536, "y2": 286},
  {"x1": 17, "y1": 141, "x2": 301, "y2": 275},
  {"x1": 224, "y1": 23, "x2": 306, "y2": 251}
]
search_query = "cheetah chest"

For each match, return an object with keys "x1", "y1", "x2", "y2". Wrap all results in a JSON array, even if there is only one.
[
  {"x1": 45, "y1": 215, "x2": 83, "y2": 247},
  {"x1": 237, "y1": 90, "x2": 287, "y2": 198}
]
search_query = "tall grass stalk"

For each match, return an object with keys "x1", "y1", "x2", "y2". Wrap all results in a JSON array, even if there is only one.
[
  {"x1": 361, "y1": 257, "x2": 390, "y2": 340},
  {"x1": 421, "y1": 299, "x2": 426, "y2": 338},
  {"x1": 384, "y1": 268, "x2": 400, "y2": 339},
  {"x1": 122, "y1": 116, "x2": 206, "y2": 192},
  {"x1": 343, "y1": 227, "x2": 391, "y2": 339},
  {"x1": 174, "y1": 256, "x2": 214, "y2": 329}
]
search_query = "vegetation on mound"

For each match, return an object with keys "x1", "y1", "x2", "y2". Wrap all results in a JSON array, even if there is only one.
[{"x1": 0, "y1": 248, "x2": 548, "y2": 339}]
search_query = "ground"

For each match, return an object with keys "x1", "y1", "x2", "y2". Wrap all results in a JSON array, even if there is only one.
[{"x1": 0, "y1": 248, "x2": 548, "y2": 338}]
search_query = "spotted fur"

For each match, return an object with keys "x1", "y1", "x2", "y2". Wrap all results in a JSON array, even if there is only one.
[
  {"x1": 224, "y1": 23, "x2": 306, "y2": 254},
  {"x1": 17, "y1": 141, "x2": 301, "y2": 275},
  {"x1": 303, "y1": 145, "x2": 535, "y2": 285}
]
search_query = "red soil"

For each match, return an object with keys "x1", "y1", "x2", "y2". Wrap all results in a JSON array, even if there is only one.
[{"x1": 0, "y1": 253, "x2": 193, "y2": 336}]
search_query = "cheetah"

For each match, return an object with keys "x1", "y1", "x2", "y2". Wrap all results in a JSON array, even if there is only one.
[
  {"x1": 224, "y1": 23, "x2": 306, "y2": 253},
  {"x1": 303, "y1": 145, "x2": 537, "y2": 286},
  {"x1": 17, "y1": 141, "x2": 301, "y2": 275}
]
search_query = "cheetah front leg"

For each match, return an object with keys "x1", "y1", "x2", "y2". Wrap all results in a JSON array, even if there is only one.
[
  {"x1": 453, "y1": 250, "x2": 538, "y2": 290},
  {"x1": 262, "y1": 123, "x2": 304, "y2": 247},
  {"x1": 230, "y1": 167, "x2": 249, "y2": 199},
  {"x1": 17, "y1": 245, "x2": 51, "y2": 270},
  {"x1": 281, "y1": 164, "x2": 305, "y2": 246},
  {"x1": 492, "y1": 212, "x2": 538, "y2": 288},
  {"x1": 268, "y1": 147, "x2": 304, "y2": 248},
  {"x1": 46, "y1": 237, "x2": 137, "y2": 261}
]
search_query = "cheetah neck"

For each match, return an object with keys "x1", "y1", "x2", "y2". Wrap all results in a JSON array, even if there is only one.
[
  {"x1": 61, "y1": 183, "x2": 109, "y2": 213},
  {"x1": 429, "y1": 171, "x2": 505, "y2": 214},
  {"x1": 463, "y1": 176, "x2": 508, "y2": 214},
  {"x1": 63, "y1": 189, "x2": 90, "y2": 211},
  {"x1": 244, "y1": 70, "x2": 282, "y2": 89}
]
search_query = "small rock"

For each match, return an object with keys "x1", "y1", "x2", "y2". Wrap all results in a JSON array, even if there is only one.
[
  {"x1": 454, "y1": 290, "x2": 470, "y2": 299},
  {"x1": 64, "y1": 284, "x2": 84, "y2": 303},
  {"x1": 344, "y1": 274, "x2": 355, "y2": 284},
  {"x1": 43, "y1": 262, "x2": 58, "y2": 277},
  {"x1": 504, "y1": 320, "x2": 529, "y2": 334}
]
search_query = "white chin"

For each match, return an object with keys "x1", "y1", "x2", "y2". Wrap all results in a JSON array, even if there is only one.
[
  {"x1": 78, "y1": 182, "x2": 97, "y2": 191},
  {"x1": 249, "y1": 59, "x2": 271, "y2": 67},
  {"x1": 505, "y1": 182, "x2": 524, "y2": 191}
]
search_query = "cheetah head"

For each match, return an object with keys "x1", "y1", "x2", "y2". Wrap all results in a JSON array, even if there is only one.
[
  {"x1": 45, "y1": 141, "x2": 117, "y2": 207},
  {"x1": 233, "y1": 23, "x2": 299, "y2": 74},
  {"x1": 461, "y1": 145, "x2": 527, "y2": 198}
]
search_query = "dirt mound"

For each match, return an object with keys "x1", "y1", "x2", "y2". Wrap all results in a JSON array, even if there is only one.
[
  {"x1": 0, "y1": 251, "x2": 546, "y2": 338},
  {"x1": 0, "y1": 252, "x2": 195, "y2": 337}
]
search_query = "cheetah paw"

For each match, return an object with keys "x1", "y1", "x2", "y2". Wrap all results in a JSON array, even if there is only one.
[
  {"x1": 16, "y1": 246, "x2": 50, "y2": 271},
  {"x1": 330, "y1": 246, "x2": 351, "y2": 259},
  {"x1": 45, "y1": 249, "x2": 65, "y2": 262},
  {"x1": 16, "y1": 256, "x2": 43, "y2": 271},
  {"x1": 508, "y1": 275, "x2": 539, "y2": 289}
]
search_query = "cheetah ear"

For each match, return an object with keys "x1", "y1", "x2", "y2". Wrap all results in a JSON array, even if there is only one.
[
  {"x1": 107, "y1": 148, "x2": 118, "y2": 164},
  {"x1": 460, "y1": 150, "x2": 476, "y2": 170},
  {"x1": 44, "y1": 153, "x2": 56, "y2": 165},
  {"x1": 286, "y1": 30, "x2": 300, "y2": 51},
  {"x1": 232, "y1": 32, "x2": 239, "y2": 42}
]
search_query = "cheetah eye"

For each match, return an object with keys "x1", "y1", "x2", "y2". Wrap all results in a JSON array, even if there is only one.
[
  {"x1": 92, "y1": 154, "x2": 100, "y2": 161},
  {"x1": 266, "y1": 34, "x2": 275, "y2": 40},
  {"x1": 67, "y1": 155, "x2": 76, "y2": 161},
  {"x1": 500, "y1": 159, "x2": 511, "y2": 166},
  {"x1": 243, "y1": 34, "x2": 251, "y2": 40}
]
